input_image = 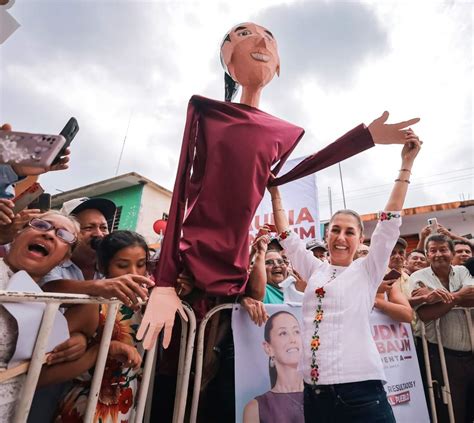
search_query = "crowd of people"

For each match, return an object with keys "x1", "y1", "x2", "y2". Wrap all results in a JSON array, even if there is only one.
[
  {"x1": 1, "y1": 20, "x2": 474, "y2": 423},
  {"x1": 238, "y1": 180, "x2": 474, "y2": 422},
  {"x1": 0, "y1": 135, "x2": 156, "y2": 422},
  {"x1": 1, "y1": 120, "x2": 474, "y2": 423}
]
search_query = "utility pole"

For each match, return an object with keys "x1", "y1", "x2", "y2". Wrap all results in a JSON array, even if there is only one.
[
  {"x1": 338, "y1": 162, "x2": 347, "y2": 209},
  {"x1": 328, "y1": 186, "x2": 333, "y2": 216},
  {"x1": 115, "y1": 111, "x2": 133, "y2": 176}
]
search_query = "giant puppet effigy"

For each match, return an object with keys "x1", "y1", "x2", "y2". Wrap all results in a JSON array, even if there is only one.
[{"x1": 137, "y1": 22, "x2": 419, "y2": 349}]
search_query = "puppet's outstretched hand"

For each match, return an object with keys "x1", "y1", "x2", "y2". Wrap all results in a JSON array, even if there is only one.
[
  {"x1": 368, "y1": 111, "x2": 420, "y2": 145},
  {"x1": 137, "y1": 287, "x2": 188, "y2": 350}
]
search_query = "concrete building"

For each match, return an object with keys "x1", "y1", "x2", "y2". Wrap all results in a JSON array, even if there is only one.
[
  {"x1": 361, "y1": 199, "x2": 474, "y2": 250},
  {"x1": 320, "y1": 200, "x2": 474, "y2": 250},
  {"x1": 52, "y1": 172, "x2": 172, "y2": 243}
]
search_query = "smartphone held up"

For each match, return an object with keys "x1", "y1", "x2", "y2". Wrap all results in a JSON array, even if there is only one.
[
  {"x1": 0, "y1": 117, "x2": 79, "y2": 168},
  {"x1": 427, "y1": 218, "x2": 438, "y2": 234}
]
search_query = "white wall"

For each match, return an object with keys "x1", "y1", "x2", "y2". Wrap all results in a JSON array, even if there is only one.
[
  {"x1": 135, "y1": 184, "x2": 172, "y2": 243},
  {"x1": 362, "y1": 205, "x2": 474, "y2": 239}
]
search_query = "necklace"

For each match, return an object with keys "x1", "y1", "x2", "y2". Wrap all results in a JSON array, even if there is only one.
[{"x1": 309, "y1": 267, "x2": 337, "y2": 384}]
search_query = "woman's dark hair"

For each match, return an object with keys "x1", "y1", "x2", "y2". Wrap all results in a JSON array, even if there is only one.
[
  {"x1": 224, "y1": 72, "x2": 239, "y2": 102},
  {"x1": 220, "y1": 27, "x2": 240, "y2": 102},
  {"x1": 264, "y1": 311, "x2": 297, "y2": 388},
  {"x1": 329, "y1": 209, "x2": 364, "y2": 236},
  {"x1": 95, "y1": 230, "x2": 149, "y2": 276}
]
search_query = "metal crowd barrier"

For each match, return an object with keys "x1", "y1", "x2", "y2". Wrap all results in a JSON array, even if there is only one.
[
  {"x1": 0, "y1": 291, "x2": 196, "y2": 423},
  {"x1": 134, "y1": 301, "x2": 196, "y2": 423},
  {"x1": 419, "y1": 306, "x2": 474, "y2": 423},
  {"x1": 189, "y1": 303, "x2": 234, "y2": 423}
]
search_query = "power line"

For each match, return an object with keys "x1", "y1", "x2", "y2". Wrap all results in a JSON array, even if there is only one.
[
  {"x1": 321, "y1": 167, "x2": 473, "y2": 198},
  {"x1": 319, "y1": 170, "x2": 473, "y2": 203},
  {"x1": 319, "y1": 174, "x2": 473, "y2": 205}
]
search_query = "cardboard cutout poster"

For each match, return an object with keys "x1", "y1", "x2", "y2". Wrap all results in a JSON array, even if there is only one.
[
  {"x1": 233, "y1": 304, "x2": 429, "y2": 423},
  {"x1": 249, "y1": 156, "x2": 320, "y2": 244}
]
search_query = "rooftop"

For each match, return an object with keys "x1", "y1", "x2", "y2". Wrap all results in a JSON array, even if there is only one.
[{"x1": 51, "y1": 172, "x2": 172, "y2": 207}]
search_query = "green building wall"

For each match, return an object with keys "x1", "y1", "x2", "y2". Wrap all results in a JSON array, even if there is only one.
[{"x1": 95, "y1": 185, "x2": 144, "y2": 231}]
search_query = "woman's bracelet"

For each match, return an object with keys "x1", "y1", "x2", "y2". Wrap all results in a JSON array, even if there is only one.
[
  {"x1": 271, "y1": 197, "x2": 282, "y2": 202},
  {"x1": 395, "y1": 178, "x2": 410, "y2": 184},
  {"x1": 399, "y1": 168, "x2": 412, "y2": 174},
  {"x1": 274, "y1": 208, "x2": 285, "y2": 212}
]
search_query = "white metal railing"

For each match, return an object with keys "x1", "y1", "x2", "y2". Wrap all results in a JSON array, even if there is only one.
[
  {"x1": 135, "y1": 301, "x2": 196, "y2": 423},
  {"x1": 190, "y1": 303, "x2": 234, "y2": 423},
  {"x1": 0, "y1": 291, "x2": 196, "y2": 423},
  {"x1": 419, "y1": 307, "x2": 474, "y2": 423},
  {"x1": 0, "y1": 291, "x2": 119, "y2": 423}
]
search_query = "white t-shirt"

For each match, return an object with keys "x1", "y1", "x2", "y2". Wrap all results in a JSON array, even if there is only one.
[
  {"x1": 281, "y1": 212, "x2": 401, "y2": 385},
  {"x1": 408, "y1": 265, "x2": 474, "y2": 351}
]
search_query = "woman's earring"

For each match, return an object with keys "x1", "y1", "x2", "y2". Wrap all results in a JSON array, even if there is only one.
[{"x1": 270, "y1": 356, "x2": 275, "y2": 368}]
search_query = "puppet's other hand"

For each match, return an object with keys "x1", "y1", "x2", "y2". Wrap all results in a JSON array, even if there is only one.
[
  {"x1": 368, "y1": 111, "x2": 420, "y2": 145},
  {"x1": 136, "y1": 287, "x2": 188, "y2": 350}
]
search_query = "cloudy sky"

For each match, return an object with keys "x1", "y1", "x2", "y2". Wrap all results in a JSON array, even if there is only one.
[{"x1": 1, "y1": 0, "x2": 472, "y2": 220}]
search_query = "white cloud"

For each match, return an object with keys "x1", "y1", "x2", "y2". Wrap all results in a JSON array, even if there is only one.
[{"x1": 1, "y1": 0, "x2": 472, "y2": 219}]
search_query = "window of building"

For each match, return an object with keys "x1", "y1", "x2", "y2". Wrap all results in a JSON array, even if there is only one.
[{"x1": 111, "y1": 206, "x2": 122, "y2": 231}]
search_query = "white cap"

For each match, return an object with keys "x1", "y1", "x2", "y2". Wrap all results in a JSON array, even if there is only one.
[{"x1": 60, "y1": 197, "x2": 117, "y2": 226}]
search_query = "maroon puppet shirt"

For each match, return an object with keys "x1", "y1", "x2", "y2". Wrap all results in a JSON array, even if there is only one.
[{"x1": 155, "y1": 95, "x2": 374, "y2": 296}]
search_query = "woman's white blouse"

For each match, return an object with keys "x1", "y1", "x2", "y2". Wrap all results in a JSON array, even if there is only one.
[{"x1": 280, "y1": 213, "x2": 401, "y2": 385}]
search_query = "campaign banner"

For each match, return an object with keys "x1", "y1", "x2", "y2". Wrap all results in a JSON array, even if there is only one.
[
  {"x1": 249, "y1": 157, "x2": 320, "y2": 244},
  {"x1": 371, "y1": 309, "x2": 430, "y2": 422},
  {"x1": 233, "y1": 304, "x2": 429, "y2": 423}
]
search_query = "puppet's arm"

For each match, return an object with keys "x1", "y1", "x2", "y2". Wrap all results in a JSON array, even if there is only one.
[
  {"x1": 270, "y1": 113, "x2": 419, "y2": 186},
  {"x1": 137, "y1": 103, "x2": 198, "y2": 350},
  {"x1": 137, "y1": 287, "x2": 188, "y2": 350}
]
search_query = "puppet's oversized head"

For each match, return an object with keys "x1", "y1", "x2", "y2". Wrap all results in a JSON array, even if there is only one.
[{"x1": 220, "y1": 22, "x2": 280, "y2": 101}]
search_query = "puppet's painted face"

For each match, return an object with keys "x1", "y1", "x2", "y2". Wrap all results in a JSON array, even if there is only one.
[{"x1": 221, "y1": 22, "x2": 280, "y2": 89}]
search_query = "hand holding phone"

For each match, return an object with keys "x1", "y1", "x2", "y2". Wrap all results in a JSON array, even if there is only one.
[
  {"x1": 0, "y1": 130, "x2": 66, "y2": 167},
  {"x1": 28, "y1": 193, "x2": 51, "y2": 212},
  {"x1": 427, "y1": 218, "x2": 438, "y2": 234},
  {"x1": 383, "y1": 269, "x2": 402, "y2": 281},
  {"x1": 13, "y1": 182, "x2": 44, "y2": 214},
  {"x1": 52, "y1": 117, "x2": 79, "y2": 165}
]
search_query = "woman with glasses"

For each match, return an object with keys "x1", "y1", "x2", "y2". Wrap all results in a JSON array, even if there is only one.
[
  {"x1": 0, "y1": 211, "x2": 94, "y2": 422},
  {"x1": 262, "y1": 250, "x2": 289, "y2": 304}
]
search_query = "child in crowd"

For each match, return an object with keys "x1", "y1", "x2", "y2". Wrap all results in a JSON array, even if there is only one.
[{"x1": 51, "y1": 230, "x2": 149, "y2": 423}]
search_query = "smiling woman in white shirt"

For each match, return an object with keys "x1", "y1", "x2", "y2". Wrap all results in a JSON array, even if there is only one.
[{"x1": 268, "y1": 131, "x2": 421, "y2": 423}]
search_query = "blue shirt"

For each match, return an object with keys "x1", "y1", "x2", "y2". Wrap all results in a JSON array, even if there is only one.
[
  {"x1": 0, "y1": 164, "x2": 20, "y2": 198},
  {"x1": 40, "y1": 259, "x2": 103, "y2": 286}
]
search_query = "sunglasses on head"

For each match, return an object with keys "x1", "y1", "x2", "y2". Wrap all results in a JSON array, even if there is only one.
[{"x1": 28, "y1": 218, "x2": 77, "y2": 244}]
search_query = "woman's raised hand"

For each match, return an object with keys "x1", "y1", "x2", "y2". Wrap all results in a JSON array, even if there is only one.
[
  {"x1": 401, "y1": 129, "x2": 422, "y2": 165},
  {"x1": 368, "y1": 111, "x2": 420, "y2": 145},
  {"x1": 252, "y1": 233, "x2": 270, "y2": 255}
]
